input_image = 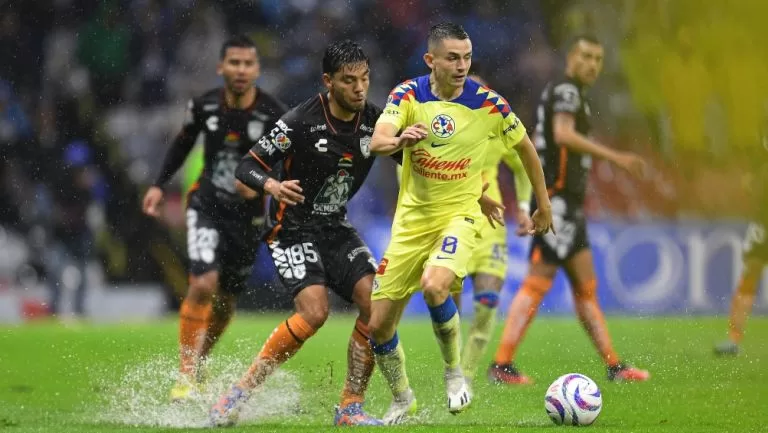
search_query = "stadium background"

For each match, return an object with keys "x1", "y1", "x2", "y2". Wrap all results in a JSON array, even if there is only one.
[{"x1": 0, "y1": 0, "x2": 766, "y2": 322}]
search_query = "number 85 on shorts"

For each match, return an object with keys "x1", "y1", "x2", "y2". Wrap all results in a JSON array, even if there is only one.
[{"x1": 270, "y1": 242, "x2": 319, "y2": 280}]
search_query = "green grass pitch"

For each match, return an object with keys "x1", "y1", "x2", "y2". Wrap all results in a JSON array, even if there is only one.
[{"x1": 1, "y1": 315, "x2": 766, "y2": 432}]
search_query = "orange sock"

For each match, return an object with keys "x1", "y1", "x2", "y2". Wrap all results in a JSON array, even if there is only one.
[
  {"x1": 728, "y1": 274, "x2": 759, "y2": 343},
  {"x1": 494, "y1": 276, "x2": 552, "y2": 365},
  {"x1": 340, "y1": 319, "x2": 375, "y2": 408},
  {"x1": 573, "y1": 279, "x2": 619, "y2": 367},
  {"x1": 239, "y1": 313, "x2": 317, "y2": 389},
  {"x1": 179, "y1": 298, "x2": 212, "y2": 375}
]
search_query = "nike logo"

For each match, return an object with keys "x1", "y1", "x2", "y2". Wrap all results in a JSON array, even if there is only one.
[
  {"x1": 431, "y1": 142, "x2": 449, "y2": 148},
  {"x1": 436, "y1": 255, "x2": 454, "y2": 260}
]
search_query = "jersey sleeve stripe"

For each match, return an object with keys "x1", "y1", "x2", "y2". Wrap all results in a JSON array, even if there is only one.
[
  {"x1": 249, "y1": 150, "x2": 273, "y2": 172},
  {"x1": 265, "y1": 155, "x2": 293, "y2": 242}
]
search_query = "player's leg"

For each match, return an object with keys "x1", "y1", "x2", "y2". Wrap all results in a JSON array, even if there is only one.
[
  {"x1": 368, "y1": 295, "x2": 414, "y2": 425},
  {"x1": 322, "y1": 228, "x2": 382, "y2": 425},
  {"x1": 716, "y1": 256, "x2": 765, "y2": 355},
  {"x1": 460, "y1": 272, "x2": 503, "y2": 381},
  {"x1": 209, "y1": 284, "x2": 328, "y2": 426},
  {"x1": 198, "y1": 291, "x2": 236, "y2": 376},
  {"x1": 563, "y1": 249, "x2": 649, "y2": 382},
  {"x1": 490, "y1": 245, "x2": 556, "y2": 385},
  {"x1": 175, "y1": 206, "x2": 224, "y2": 400},
  {"x1": 461, "y1": 229, "x2": 508, "y2": 381},
  {"x1": 421, "y1": 220, "x2": 480, "y2": 414},
  {"x1": 210, "y1": 239, "x2": 328, "y2": 426},
  {"x1": 174, "y1": 269, "x2": 218, "y2": 400}
]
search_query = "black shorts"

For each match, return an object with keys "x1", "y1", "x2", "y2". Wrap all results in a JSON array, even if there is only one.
[
  {"x1": 186, "y1": 199, "x2": 263, "y2": 295},
  {"x1": 529, "y1": 195, "x2": 590, "y2": 265},
  {"x1": 744, "y1": 222, "x2": 768, "y2": 261},
  {"x1": 268, "y1": 223, "x2": 377, "y2": 302}
]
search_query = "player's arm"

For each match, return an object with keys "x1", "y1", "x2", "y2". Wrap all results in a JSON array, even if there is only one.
[
  {"x1": 234, "y1": 117, "x2": 304, "y2": 206},
  {"x1": 496, "y1": 107, "x2": 553, "y2": 234},
  {"x1": 142, "y1": 99, "x2": 203, "y2": 218},
  {"x1": 371, "y1": 83, "x2": 428, "y2": 155},
  {"x1": 502, "y1": 151, "x2": 533, "y2": 208},
  {"x1": 552, "y1": 84, "x2": 644, "y2": 177}
]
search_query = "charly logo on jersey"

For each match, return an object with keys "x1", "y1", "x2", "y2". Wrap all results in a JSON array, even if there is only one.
[
  {"x1": 313, "y1": 169, "x2": 354, "y2": 215},
  {"x1": 360, "y1": 135, "x2": 372, "y2": 158},
  {"x1": 431, "y1": 114, "x2": 455, "y2": 138}
]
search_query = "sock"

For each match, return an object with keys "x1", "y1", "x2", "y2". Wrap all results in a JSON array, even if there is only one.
[
  {"x1": 340, "y1": 319, "x2": 375, "y2": 408},
  {"x1": 238, "y1": 313, "x2": 317, "y2": 390},
  {"x1": 371, "y1": 332, "x2": 411, "y2": 400},
  {"x1": 461, "y1": 291, "x2": 499, "y2": 378},
  {"x1": 428, "y1": 296, "x2": 461, "y2": 369},
  {"x1": 179, "y1": 298, "x2": 212, "y2": 376},
  {"x1": 573, "y1": 279, "x2": 619, "y2": 367},
  {"x1": 494, "y1": 276, "x2": 551, "y2": 365},
  {"x1": 728, "y1": 273, "x2": 760, "y2": 343}
]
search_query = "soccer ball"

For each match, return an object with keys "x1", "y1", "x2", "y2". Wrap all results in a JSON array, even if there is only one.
[{"x1": 544, "y1": 373, "x2": 602, "y2": 426}]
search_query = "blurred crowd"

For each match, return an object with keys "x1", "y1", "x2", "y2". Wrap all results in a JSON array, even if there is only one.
[{"x1": 0, "y1": 0, "x2": 765, "y2": 296}]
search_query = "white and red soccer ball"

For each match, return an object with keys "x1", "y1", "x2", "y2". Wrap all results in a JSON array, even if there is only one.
[{"x1": 544, "y1": 373, "x2": 602, "y2": 426}]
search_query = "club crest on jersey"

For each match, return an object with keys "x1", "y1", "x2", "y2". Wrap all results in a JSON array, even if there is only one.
[
  {"x1": 360, "y1": 135, "x2": 371, "y2": 158},
  {"x1": 431, "y1": 114, "x2": 455, "y2": 138},
  {"x1": 248, "y1": 121, "x2": 264, "y2": 141}
]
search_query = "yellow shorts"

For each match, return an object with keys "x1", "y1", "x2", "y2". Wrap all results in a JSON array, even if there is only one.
[
  {"x1": 372, "y1": 215, "x2": 480, "y2": 301},
  {"x1": 466, "y1": 220, "x2": 508, "y2": 280}
]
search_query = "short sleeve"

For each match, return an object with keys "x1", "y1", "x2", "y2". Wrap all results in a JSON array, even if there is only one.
[
  {"x1": 552, "y1": 82, "x2": 581, "y2": 114},
  {"x1": 376, "y1": 80, "x2": 417, "y2": 131}
]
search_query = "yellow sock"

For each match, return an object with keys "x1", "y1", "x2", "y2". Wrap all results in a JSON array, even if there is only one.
[
  {"x1": 372, "y1": 333, "x2": 411, "y2": 399},
  {"x1": 461, "y1": 291, "x2": 499, "y2": 378}
]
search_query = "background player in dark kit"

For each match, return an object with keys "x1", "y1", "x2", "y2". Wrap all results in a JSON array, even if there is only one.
[
  {"x1": 142, "y1": 35, "x2": 287, "y2": 401},
  {"x1": 490, "y1": 34, "x2": 650, "y2": 384},
  {"x1": 209, "y1": 40, "x2": 407, "y2": 427}
]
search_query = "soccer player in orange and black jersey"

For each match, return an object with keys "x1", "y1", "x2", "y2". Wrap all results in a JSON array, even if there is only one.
[
  {"x1": 490, "y1": 34, "x2": 651, "y2": 384},
  {"x1": 208, "y1": 40, "x2": 387, "y2": 427},
  {"x1": 142, "y1": 35, "x2": 287, "y2": 401}
]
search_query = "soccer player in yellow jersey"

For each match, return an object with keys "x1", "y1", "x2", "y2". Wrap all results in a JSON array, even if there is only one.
[
  {"x1": 458, "y1": 72, "x2": 533, "y2": 386},
  {"x1": 368, "y1": 23, "x2": 553, "y2": 424}
]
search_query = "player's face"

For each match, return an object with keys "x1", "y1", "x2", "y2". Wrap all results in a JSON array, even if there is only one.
[
  {"x1": 218, "y1": 47, "x2": 260, "y2": 95},
  {"x1": 569, "y1": 41, "x2": 604, "y2": 85},
  {"x1": 324, "y1": 62, "x2": 370, "y2": 113},
  {"x1": 425, "y1": 38, "x2": 472, "y2": 89}
]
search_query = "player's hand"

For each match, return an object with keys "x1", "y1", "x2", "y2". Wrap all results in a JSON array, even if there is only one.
[
  {"x1": 142, "y1": 186, "x2": 164, "y2": 218},
  {"x1": 530, "y1": 202, "x2": 555, "y2": 235},
  {"x1": 515, "y1": 207, "x2": 534, "y2": 236},
  {"x1": 478, "y1": 182, "x2": 505, "y2": 229},
  {"x1": 615, "y1": 152, "x2": 646, "y2": 179},
  {"x1": 266, "y1": 179, "x2": 304, "y2": 206},
  {"x1": 397, "y1": 123, "x2": 428, "y2": 148}
]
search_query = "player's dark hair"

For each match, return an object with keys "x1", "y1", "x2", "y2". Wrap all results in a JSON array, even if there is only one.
[
  {"x1": 220, "y1": 34, "x2": 257, "y2": 59},
  {"x1": 322, "y1": 40, "x2": 369, "y2": 75},
  {"x1": 427, "y1": 22, "x2": 470, "y2": 49},
  {"x1": 568, "y1": 34, "x2": 601, "y2": 51}
]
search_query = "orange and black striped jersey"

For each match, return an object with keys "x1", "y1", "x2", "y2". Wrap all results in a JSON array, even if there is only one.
[
  {"x1": 236, "y1": 93, "x2": 385, "y2": 240},
  {"x1": 154, "y1": 87, "x2": 287, "y2": 218},
  {"x1": 532, "y1": 77, "x2": 592, "y2": 205}
]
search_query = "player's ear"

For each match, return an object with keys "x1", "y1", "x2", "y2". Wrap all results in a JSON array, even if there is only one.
[
  {"x1": 423, "y1": 52, "x2": 434, "y2": 69},
  {"x1": 322, "y1": 73, "x2": 333, "y2": 90}
]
